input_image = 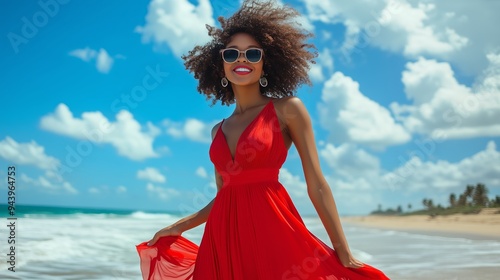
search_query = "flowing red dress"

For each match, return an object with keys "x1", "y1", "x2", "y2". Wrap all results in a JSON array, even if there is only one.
[{"x1": 136, "y1": 100, "x2": 389, "y2": 280}]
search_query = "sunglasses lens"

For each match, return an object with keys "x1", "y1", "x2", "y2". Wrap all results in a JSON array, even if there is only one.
[
  {"x1": 246, "y1": 49, "x2": 262, "y2": 62},
  {"x1": 223, "y1": 49, "x2": 239, "y2": 63}
]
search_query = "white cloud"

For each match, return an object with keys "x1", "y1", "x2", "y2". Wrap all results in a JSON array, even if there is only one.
[
  {"x1": 0, "y1": 137, "x2": 60, "y2": 170},
  {"x1": 391, "y1": 54, "x2": 500, "y2": 139},
  {"x1": 20, "y1": 173, "x2": 77, "y2": 194},
  {"x1": 369, "y1": 1, "x2": 468, "y2": 57},
  {"x1": 320, "y1": 143, "x2": 380, "y2": 179},
  {"x1": 318, "y1": 72, "x2": 411, "y2": 149},
  {"x1": 384, "y1": 141, "x2": 500, "y2": 191},
  {"x1": 40, "y1": 104, "x2": 161, "y2": 161},
  {"x1": 278, "y1": 168, "x2": 319, "y2": 214},
  {"x1": 136, "y1": 0, "x2": 215, "y2": 57},
  {"x1": 309, "y1": 48, "x2": 334, "y2": 82},
  {"x1": 308, "y1": 63, "x2": 324, "y2": 82},
  {"x1": 318, "y1": 141, "x2": 500, "y2": 212},
  {"x1": 116, "y1": 185, "x2": 127, "y2": 193},
  {"x1": 95, "y1": 48, "x2": 114, "y2": 73},
  {"x1": 89, "y1": 187, "x2": 100, "y2": 194},
  {"x1": 69, "y1": 47, "x2": 120, "y2": 74},
  {"x1": 137, "y1": 167, "x2": 166, "y2": 183},
  {"x1": 196, "y1": 166, "x2": 208, "y2": 178},
  {"x1": 279, "y1": 168, "x2": 308, "y2": 198},
  {"x1": 302, "y1": 0, "x2": 499, "y2": 75},
  {"x1": 146, "y1": 183, "x2": 180, "y2": 200},
  {"x1": 0, "y1": 137, "x2": 76, "y2": 194},
  {"x1": 163, "y1": 118, "x2": 217, "y2": 143}
]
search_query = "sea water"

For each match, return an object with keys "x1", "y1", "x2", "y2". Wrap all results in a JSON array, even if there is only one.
[{"x1": 0, "y1": 205, "x2": 499, "y2": 280}]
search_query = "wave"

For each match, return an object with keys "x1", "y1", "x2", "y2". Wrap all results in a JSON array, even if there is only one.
[{"x1": 0, "y1": 204, "x2": 182, "y2": 219}]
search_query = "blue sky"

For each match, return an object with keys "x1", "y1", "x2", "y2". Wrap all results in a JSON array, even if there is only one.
[{"x1": 1, "y1": 0, "x2": 499, "y2": 215}]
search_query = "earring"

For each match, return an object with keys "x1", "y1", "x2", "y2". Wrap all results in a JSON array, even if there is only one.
[
  {"x1": 221, "y1": 77, "x2": 229, "y2": 88},
  {"x1": 259, "y1": 77, "x2": 268, "y2": 87}
]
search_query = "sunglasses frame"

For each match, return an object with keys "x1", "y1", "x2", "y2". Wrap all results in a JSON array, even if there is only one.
[{"x1": 220, "y1": 48, "x2": 264, "y2": 64}]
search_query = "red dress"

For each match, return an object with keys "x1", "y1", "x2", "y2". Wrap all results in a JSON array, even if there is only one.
[{"x1": 136, "y1": 100, "x2": 389, "y2": 280}]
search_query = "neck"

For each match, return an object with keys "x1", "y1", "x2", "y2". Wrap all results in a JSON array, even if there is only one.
[{"x1": 231, "y1": 83, "x2": 269, "y2": 113}]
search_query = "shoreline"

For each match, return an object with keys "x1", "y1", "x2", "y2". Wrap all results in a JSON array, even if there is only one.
[{"x1": 342, "y1": 211, "x2": 500, "y2": 241}]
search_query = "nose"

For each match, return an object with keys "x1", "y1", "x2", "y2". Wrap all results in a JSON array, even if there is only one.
[{"x1": 236, "y1": 51, "x2": 247, "y2": 62}]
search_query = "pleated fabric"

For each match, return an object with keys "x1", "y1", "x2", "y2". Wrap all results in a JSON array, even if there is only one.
[{"x1": 137, "y1": 100, "x2": 389, "y2": 280}]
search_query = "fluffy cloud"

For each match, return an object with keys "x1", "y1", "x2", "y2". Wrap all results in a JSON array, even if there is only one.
[
  {"x1": 40, "y1": 104, "x2": 161, "y2": 161},
  {"x1": 20, "y1": 173, "x2": 77, "y2": 194},
  {"x1": 136, "y1": 0, "x2": 215, "y2": 57},
  {"x1": 146, "y1": 183, "x2": 180, "y2": 200},
  {"x1": 0, "y1": 137, "x2": 59, "y2": 170},
  {"x1": 0, "y1": 137, "x2": 77, "y2": 193},
  {"x1": 391, "y1": 54, "x2": 500, "y2": 139},
  {"x1": 301, "y1": 0, "x2": 499, "y2": 75},
  {"x1": 318, "y1": 141, "x2": 500, "y2": 211},
  {"x1": 309, "y1": 48, "x2": 334, "y2": 82},
  {"x1": 279, "y1": 168, "x2": 307, "y2": 198},
  {"x1": 163, "y1": 118, "x2": 217, "y2": 143},
  {"x1": 318, "y1": 72, "x2": 411, "y2": 149},
  {"x1": 320, "y1": 143, "x2": 380, "y2": 179},
  {"x1": 384, "y1": 141, "x2": 500, "y2": 191},
  {"x1": 69, "y1": 47, "x2": 123, "y2": 74},
  {"x1": 196, "y1": 166, "x2": 208, "y2": 178},
  {"x1": 137, "y1": 167, "x2": 166, "y2": 183},
  {"x1": 367, "y1": 1, "x2": 468, "y2": 57},
  {"x1": 89, "y1": 187, "x2": 100, "y2": 194}
]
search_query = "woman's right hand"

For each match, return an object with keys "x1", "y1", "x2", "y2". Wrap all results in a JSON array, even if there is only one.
[{"x1": 147, "y1": 225, "x2": 183, "y2": 246}]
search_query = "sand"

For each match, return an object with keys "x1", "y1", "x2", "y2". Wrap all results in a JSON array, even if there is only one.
[{"x1": 342, "y1": 208, "x2": 500, "y2": 240}]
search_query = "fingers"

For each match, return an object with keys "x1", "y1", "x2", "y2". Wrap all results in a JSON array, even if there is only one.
[
  {"x1": 147, "y1": 235, "x2": 159, "y2": 246},
  {"x1": 347, "y1": 259, "x2": 364, "y2": 268}
]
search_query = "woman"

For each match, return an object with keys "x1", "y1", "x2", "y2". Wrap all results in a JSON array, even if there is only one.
[{"x1": 136, "y1": 1, "x2": 389, "y2": 279}]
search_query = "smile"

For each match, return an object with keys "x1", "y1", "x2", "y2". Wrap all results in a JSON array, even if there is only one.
[{"x1": 233, "y1": 66, "x2": 253, "y2": 75}]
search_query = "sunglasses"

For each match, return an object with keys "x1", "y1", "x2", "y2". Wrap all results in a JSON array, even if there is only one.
[{"x1": 220, "y1": 48, "x2": 263, "y2": 64}]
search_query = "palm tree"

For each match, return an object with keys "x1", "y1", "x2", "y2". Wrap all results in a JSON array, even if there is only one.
[
  {"x1": 457, "y1": 194, "x2": 467, "y2": 207},
  {"x1": 407, "y1": 203, "x2": 412, "y2": 211},
  {"x1": 449, "y1": 193, "x2": 457, "y2": 208},
  {"x1": 427, "y1": 199, "x2": 434, "y2": 209},
  {"x1": 422, "y1": 198, "x2": 428, "y2": 209},
  {"x1": 493, "y1": 196, "x2": 500, "y2": 207},
  {"x1": 464, "y1": 185, "x2": 475, "y2": 206},
  {"x1": 473, "y1": 183, "x2": 488, "y2": 207}
]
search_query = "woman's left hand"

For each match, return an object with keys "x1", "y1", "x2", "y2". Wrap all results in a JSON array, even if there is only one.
[{"x1": 336, "y1": 247, "x2": 364, "y2": 268}]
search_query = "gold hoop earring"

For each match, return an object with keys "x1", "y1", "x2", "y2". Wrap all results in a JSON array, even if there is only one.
[{"x1": 221, "y1": 77, "x2": 229, "y2": 88}]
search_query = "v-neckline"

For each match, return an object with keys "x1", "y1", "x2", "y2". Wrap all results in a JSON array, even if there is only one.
[{"x1": 218, "y1": 100, "x2": 273, "y2": 162}]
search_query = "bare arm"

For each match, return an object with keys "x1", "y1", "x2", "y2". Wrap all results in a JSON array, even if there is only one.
[
  {"x1": 148, "y1": 122, "x2": 224, "y2": 245},
  {"x1": 281, "y1": 97, "x2": 362, "y2": 268}
]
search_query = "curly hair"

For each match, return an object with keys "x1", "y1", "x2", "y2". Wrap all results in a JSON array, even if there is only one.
[{"x1": 182, "y1": 0, "x2": 317, "y2": 105}]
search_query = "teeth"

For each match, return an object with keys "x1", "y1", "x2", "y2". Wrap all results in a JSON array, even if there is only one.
[{"x1": 235, "y1": 68, "x2": 251, "y2": 72}]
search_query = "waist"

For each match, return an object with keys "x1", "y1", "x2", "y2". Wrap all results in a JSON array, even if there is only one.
[{"x1": 222, "y1": 168, "x2": 279, "y2": 186}]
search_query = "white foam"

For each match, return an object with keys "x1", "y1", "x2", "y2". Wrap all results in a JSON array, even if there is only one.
[
  {"x1": 130, "y1": 211, "x2": 174, "y2": 220},
  {"x1": 2, "y1": 214, "x2": 500, "y2": 279}
]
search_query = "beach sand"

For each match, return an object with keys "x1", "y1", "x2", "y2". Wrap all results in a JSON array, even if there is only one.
[{"x1": 342, "y1": 208, "x2": 500, "y2": 240}]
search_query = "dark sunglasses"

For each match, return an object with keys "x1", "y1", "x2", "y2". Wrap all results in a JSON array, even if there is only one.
[{"x1": 220, "y1": 48, "x2": 263, "y2": 63}]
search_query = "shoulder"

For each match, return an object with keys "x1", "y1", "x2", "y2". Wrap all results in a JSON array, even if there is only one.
[
  {"x1": 272, "y1": 96, "x2": 310, "y2": 125},
  {"x1": 211, "y1": 121, "x2": 223, "y2": 140}
]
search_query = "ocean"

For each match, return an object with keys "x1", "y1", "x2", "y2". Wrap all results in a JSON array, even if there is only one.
[{"x1": 0, "y1": 205, "x2": 499, "y2": 280}]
